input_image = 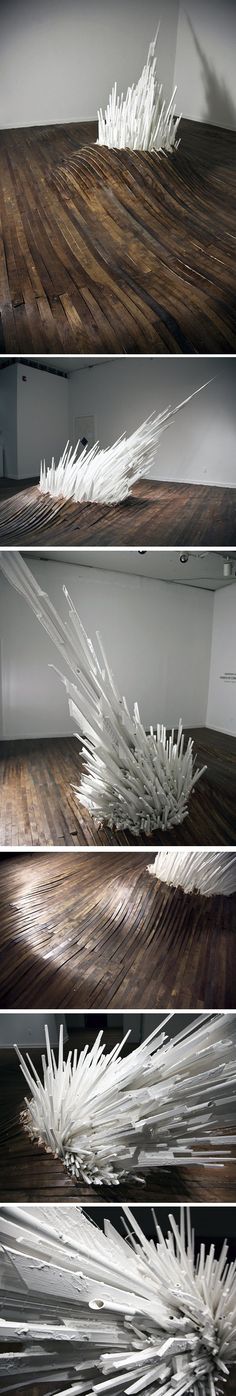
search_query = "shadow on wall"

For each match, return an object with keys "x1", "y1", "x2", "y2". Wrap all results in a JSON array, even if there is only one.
[{"x1": 187, "y1": 13, "x2": 236, "y2": 133}]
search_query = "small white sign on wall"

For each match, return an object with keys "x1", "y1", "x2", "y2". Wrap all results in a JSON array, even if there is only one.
[{"x1": 220, "y1": 672, "x2": 236, "y2": 682}]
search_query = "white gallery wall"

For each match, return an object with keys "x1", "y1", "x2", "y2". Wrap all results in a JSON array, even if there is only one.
[
  {"x1": 1, "y1": 357, "x2": 235, "y2": 488},
  {"x1": 17, "y1": 364, "x2": 69, "y2": 479},
  {"x1": 0, "y1": 364, "x2": 17, "y2": 477},
  {"x1": 0, "y1": 559, "x2": 213, "y2": 740},
  {"x1": 207, "y1": 586, "x2": 236, "y2": 737},
  {"x1": 0, "y1": 1013, "x2": 60, "y2": 1048},
  {"x1": 0, "y1": 364, "x2": 69, "y2": 479},
  {"x1": 68, "y1": 359, "x2": 236, "y2": 489},
  {"x1": 0, "y1": 0, "x2": 178, "y2": 130},
  {"x1": 1, "y1": 0, "x2": 235, "y2": 132},
  {"x1": 174, "y1": 0, "x2": 236, "y2": 130}
]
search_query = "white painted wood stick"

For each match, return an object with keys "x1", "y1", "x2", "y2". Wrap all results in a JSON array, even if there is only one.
[
  {"x1": 149, "y1": 851, "x2": 236, "y2": 897},
  {"x1": 0, "y1": 1204, "x2": 236, "y2": 1396},
  {"x1": 39, "y1": 382, "x2": 211, "y2": 507},
  {"x1": 15, "y1": 1013, "x2": 236, "y2": 1186},
  {"x1": 0, "y1": 551, "x2": 206, "y2": 835},
  {"x1": 97, "y1": 33, "x2": 182, "y2": 153}
]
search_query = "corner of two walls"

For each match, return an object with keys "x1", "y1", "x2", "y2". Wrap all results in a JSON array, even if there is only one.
[
  {"x1": 16, "y1": 364, "x2": 70, "y2": 480},
  {"x1": 1, "y1": 0, "x2": 236, "y2": 132},
  {"x1": 174, "y1": 0, "x2": 236, "y2": 131},
  {"x1": 0, "y1": 562, "x2": 235, "y2": 740},
  {"x1": 206, "y1": 585, "x2": 236, "y2": 738},
  {"x1": 0, "y1": 364, "x2": 18, "y2": 479},
  {"x1": 0, "y1": 560, "x2": 214, "y2": 741},
  {"x1": 0, "y1": 0, "x2": 179, "y2": 131}
]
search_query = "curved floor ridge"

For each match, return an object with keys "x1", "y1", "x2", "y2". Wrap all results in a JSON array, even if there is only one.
[
  {"x1": 0, "y1": 851, "x2": 235, "y2": 1010},
  {"x1": 0, "y1": 479, "x2": 235, "y2": 546},
  {"x1": 0, "y1": 118, "x2": 235, "y2": 352}
]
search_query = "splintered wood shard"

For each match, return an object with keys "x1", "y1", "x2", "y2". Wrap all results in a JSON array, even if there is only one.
[
  {"x1": 97, "y1": 31, "x2": 182, "y2": 152},
  {"x1": 39, "y1": 382, "x2": 211, "y2": 506},
  {"x1": 15, "y1": 1014, "x2": 236, "y2": 1187},
  {"x1": 149, "y1": 851, "x2": 236, "y2": 897},
  {"x1": 0, "y1": 1204, "x2": 236, "y2": 1396},
  {"x1": 0, "y1": 551, "x2": 206, "y2": 835}
]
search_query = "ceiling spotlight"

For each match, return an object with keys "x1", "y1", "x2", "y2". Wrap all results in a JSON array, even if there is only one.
[
  {"x1": 223, "y1": 558, "x2": 233, "y2": 578},
  {"x1": 138, "y1": 550, "x2": 147, "y2": 555},
  {"x1": 180, "y1": 554, "x2": 189, "y2": 564}
]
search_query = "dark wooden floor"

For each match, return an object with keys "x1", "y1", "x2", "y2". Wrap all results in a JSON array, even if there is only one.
[
  {"x1": 0, "y1": 118, "x2": 235, "y2": 353},
  {"x1": 0, "y1": 729, "x2": 235, "y2": 848},
  {"x1": 0, "y1": 478, "x2": 235, "y2": 546},
  {"x1": 0, "y1": 850, "x2": 235, "y2": 1010},
  {"x1": 5, "y1": 1382, "x2": 235, "y2": 1396},
  {"x1": 1, "y1": 1048, "x2": 236, "y2": 1203}
]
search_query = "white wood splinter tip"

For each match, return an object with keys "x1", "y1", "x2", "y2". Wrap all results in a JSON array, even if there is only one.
[
  {"x1": 15, "y1": 1013, "x2": 236, "y2": 1188},
  {"x1": 148, "y1": 850, "x2": 236, "y2": 897},
  {"x1": 1, "y1": 1204, "x2": 236, "y2": 1396},
  {"x1": 39, "y1": 382, "x2": 211, "y2": 507},
  {"x1": 0, "y1": 552, "x2": 207, "y2": 836},
  {"x1": 97, "y1": 32, "x2": 182, "y2": 154}
]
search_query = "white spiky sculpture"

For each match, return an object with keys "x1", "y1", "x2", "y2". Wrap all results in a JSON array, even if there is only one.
[
  {"x1": 0, "y1": 552, "x2": 206, "y2": 836},
  {"x1": 97, "y1": 31, "x2": 182, "y2": 153},
  {"x1": 1, "y1": 1203, "x2": 236, "y2": 1396},
  {"x1": 149, "y1": 851, "x2": 236, "y2": 898},
  {"x1": 39, "y1": 384, "x2": 210, "y2": 506},
  {"x1": 15, "y1": 1014, "x2": 236, "y2": 1187}
]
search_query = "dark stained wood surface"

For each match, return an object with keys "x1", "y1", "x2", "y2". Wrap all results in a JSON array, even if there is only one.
[
  {"x1": 0, "y1": 850, "x2": 235, "y2": 1010},
  {"x1": 1, "y1": 1049, "x2": 236, "y2": 1203},
  {"x1": 3, "y1": 1384, "x2": 234, "y2": 1396},
  {"x1": 0, "y1": 478, "x2": 236, "y2": 546},
  {"x1": 0, "y1": 118, "x2": 235, "y2": 353},
  {"x1": 0, "y1": 729, "x2": 235, "y2": 848}
]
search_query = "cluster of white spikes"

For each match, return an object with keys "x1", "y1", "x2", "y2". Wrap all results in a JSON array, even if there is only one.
[
  {"x1": 0, "y1": 551, "x2": 206, "y2": 836},
  {"x1": 97, "y1": 32, "x2": 181, "y2": 153},
  {"x1": 1, "y1": 1203, "x2": 236, "y2": 1396},
  {"x1": 149, "y1": 851, "x2": 236, "y2": 898},
  {"x1": 39, "y1": 383, "x2": 210, "y2": 507},
  {"x1": 15, "y1": 1014, "x2": 236, "y2": 1187}
]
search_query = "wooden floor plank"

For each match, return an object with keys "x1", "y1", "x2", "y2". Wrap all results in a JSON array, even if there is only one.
[
  {"x1": 0, "y1": 118, "x2": 235, "y2": 352},
  {"x1": 0, "y1": 849, "x2": 235, "y2": 1010},
  {"x1": 0, "y1": 478, "x2": 235, "y2": 545},
  {"x1": 0, "y1": 729, "x2": 235, "y2": 849},
  {"x1": 0, "y1": 731, "x2": 234, "y2": 848}
]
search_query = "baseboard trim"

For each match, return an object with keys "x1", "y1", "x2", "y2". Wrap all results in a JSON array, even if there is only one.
[{"x1": 150, "y1": 475, "x2": 236, "y2": 491}]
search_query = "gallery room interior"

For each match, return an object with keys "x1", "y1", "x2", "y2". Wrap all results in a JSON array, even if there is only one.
[
  {"x1": 0, "y1": 355, "x2": 235, "y2": 546},
  {"x1": 0, "y1": 7, "x2": 236, "y2": 1394},
  {"x1": 0, "y1": 0, "x2": 236, "y2": 354},
  {"x1": 0, "y1": 547, "x2": 235, "y2": 848},
  {"x1": 0, "y1": 1009, "x2": 236, "y2": 1204}
]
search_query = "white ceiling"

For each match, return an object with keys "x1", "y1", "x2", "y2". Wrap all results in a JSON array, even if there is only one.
[
  {"x1": 1, "y1": 356, "x2": 112, "y2": 375},
  {"x1": 25, "y1": 551, "x2": 236, "y2": 591}
]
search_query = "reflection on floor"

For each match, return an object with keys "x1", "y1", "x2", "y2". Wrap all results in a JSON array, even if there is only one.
[
  {"x1": 0, "y1": 478, "x2": 235, "y2": 546},
  {"x1": 0, "y1": 119, "x2": 235, "y2": 353},
  {"x1": 0, "y1": 850, "x2": 235, "y2": 1010},
  {"x1": 0, "y1": 729, "x2": 235, "y2": 848}
]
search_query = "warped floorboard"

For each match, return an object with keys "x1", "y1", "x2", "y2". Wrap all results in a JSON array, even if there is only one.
[
  {"x1": 1, "y1": 1049, "x2": 236, "y2": 1203},
  {"x1": 0, "y1": 119, "x2": 235, "y2": 353},
  {"x1": 0, "y1": 730, "x2": 235, "y2": 848},
  {"x1": 0, "y1": 478, "x2": 235, "y2": 546},
  {"x1": 0, "y1": 851, "x2": 235, "y2": 1010}
]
